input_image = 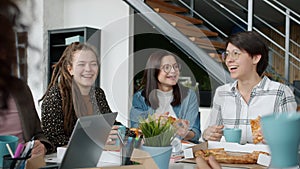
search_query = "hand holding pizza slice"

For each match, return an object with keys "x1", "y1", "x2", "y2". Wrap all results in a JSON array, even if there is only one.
[
  {"x1": 250, "y1": 116, "x2": 264, "y2": 144},
  {"x1": 173, "y1": 118, "x2": 190, "y2": 138}
]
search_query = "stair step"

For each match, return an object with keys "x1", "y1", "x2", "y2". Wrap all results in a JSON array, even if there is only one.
[
  {"x1": 172, "y1": 22, "x2": 218, "y2": 37},
  {"x1": 147, "y1": 0, "x2": 173, "y2": 2},
  {"x1": 146, "y1": 1, "x2": 189, "y2": 13},
  {"x1": 197, "y1": 44, "x2": 218, "y2": 51},
  {"x1": 195, "y1": 41, "x2": 224, "y2": 52},
  {"x1": 189, "y1": 37, "x2": 226, "y2": 50},
  {"x1": 160, "y1": 13, "x2": 203, "y2": 25},
  {"x1": 208, "y1": 53, "x2": 222, "y2": 62},
  {"x1": 153, "y1": 8, "x2": 203, "y2": 25},
  {"x1": 146, "y1": 0, "x2": 223, "y2": 63}
]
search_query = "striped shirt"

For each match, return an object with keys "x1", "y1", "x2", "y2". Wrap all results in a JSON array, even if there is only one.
[{"x1": 208, "y1": 76, "x2": 297, "y2": 144}]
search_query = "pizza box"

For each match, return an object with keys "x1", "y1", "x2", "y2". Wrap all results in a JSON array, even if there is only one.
[
  {"x1": 177, "y1": 141, "x2": 270, "y2": 169},
  {"x1": 207, "y1": 140, "x2": 270, "y2": 153}
]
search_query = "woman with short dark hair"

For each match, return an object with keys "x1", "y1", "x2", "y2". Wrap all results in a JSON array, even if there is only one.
[{"x1": 203, "y1": 31, "x2": 297, "y2": 144}]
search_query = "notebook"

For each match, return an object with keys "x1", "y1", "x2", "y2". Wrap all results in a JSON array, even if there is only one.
[{"x1": 42, "y1": 112, "x2": 118, "y2": 169}]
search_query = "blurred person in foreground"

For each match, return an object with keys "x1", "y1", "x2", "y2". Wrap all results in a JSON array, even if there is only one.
[
  {"x1": 196, "y1": 156, "x2": 221, "y2": 169},
  {"x1": 0, "y1": 0, "x2": 54, "y2": 156}
]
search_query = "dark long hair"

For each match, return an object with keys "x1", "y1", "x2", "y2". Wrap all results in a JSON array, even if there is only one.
[
  {"x1": 0, "y1": 0, "x2": 28, "y2": 109},
  {"x1": 139, "y1": 50, "x2": 188, "y2": 109},
  {"x1": 225, "y1": 31, "x2": 269, "y2": 76},
  {"x1": 39, "y1": 42, "x2": 99, "y2": 135}
]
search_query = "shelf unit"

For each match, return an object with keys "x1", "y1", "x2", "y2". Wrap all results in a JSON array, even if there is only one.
[
  {"x1": 48, "y1": 27, "x2": 101, "y2": 86},
  {"x1": 14, "y1": 32, "x2": 28, "y2": 82}
]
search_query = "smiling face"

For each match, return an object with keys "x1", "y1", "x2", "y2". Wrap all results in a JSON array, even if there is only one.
[
  {"x1": 68, "y1": 49, "x2": 99, "y2": 94},
  {"x1": 225, "y1": 43, "x2": 261, "y2": 81},
  {"x1": 157, "y1": 55, "x2": 180, "y2": 91}
]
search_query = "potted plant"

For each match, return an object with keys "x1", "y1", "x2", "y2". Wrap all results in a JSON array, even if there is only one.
[
  {"x1": 138, "y1": 114, "x2": 178, "y2": 169},
  {"x1": 139, "y1": 114, "x2": 177, "y2": 147}
]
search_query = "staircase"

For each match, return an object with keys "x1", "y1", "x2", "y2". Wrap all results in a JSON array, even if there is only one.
[{"x1": 144, "y1": 0, "x2": 226, "y2": 63}]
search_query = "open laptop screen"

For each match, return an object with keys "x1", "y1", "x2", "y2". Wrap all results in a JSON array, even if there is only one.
[{"x1": 59, "y1": 112, "x2": 118, "y2": 169}]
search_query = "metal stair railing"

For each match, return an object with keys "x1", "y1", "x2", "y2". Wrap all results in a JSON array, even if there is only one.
[
  {"x1": 230, "y1": 0, "x2": 300, "y2": 82},
  {"x1": 262, "y1": 0, "x2": 300, "y2": 81},
  {"x1": 229, "y1": 0, "x2": 300, "y2": 52},
  {"x1": 264, "y1": 0, "x2": 300, "y2": 24},
  {"x1": 179, "y1": 0, "x2": 300, "y2": 102},
  {"x1": 178, "y1": 0, "x2": 229, "y2": 38},
  {"x1": 178, "y1": 0, "x2": 300, "y2": 84}
]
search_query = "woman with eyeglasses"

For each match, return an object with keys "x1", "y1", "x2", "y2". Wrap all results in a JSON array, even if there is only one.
[
  {"x1": 130, "y1": 50, "x2": 201, "y2": 143},
  {"x1": 203, "y1": 31, "x2": 297, "y2": 144}
]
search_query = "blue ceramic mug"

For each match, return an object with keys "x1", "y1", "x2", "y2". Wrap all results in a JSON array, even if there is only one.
[
  {"x1": 261, "y1": 113, "x2": 300, "y2": 168},
  {"x1": 223, "y1": 128, "x2": 242, "y2": 143},
  {"x1": 141, "y1": 145, "x2": 172, "y2": 169},
  {"x1": 0, "y1": 135, "x2": 19, "y2": 166}
]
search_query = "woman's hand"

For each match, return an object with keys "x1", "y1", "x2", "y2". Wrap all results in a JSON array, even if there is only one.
[
  {"x1": 196, "y1": 156, "x2": 221, "y2": 169},
  {"x1": 173, "y1": 119, "x2": 189, "y2": 138},
  {"x1": 106, "y1": 125, "x2": 120, "y2": 145},
  {"x1": 203, "y1": 125, "x2": 224, "y2": 141},
  {"x1": 30, "y1": 140, "x2": 47, "y2": 158},
  {"x1": 154, "y1": 112, "x2": 169, "y2": 120}
]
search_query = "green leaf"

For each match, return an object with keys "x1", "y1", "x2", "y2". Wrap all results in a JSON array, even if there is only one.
[{"x1": 139, "y1": 113, "x2": 177, "y2": 147}]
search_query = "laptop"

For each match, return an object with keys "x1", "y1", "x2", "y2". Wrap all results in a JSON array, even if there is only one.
[{"x1": 42, "y1": 112, "x2": 118, "y2": 169}]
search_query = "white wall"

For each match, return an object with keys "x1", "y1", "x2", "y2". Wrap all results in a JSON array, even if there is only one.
[
  {"x1": 25, "y1": 0, "x2": 64, "y2": 118},
  {"x1": 26, "y1": 0, "x2": 131, "y2": 126},
  {"x1": 21, "y1": 0, "x2": 44, "y2": 116},
  {"x1": 63, "y1": 0, "x2": 131, "y2": 126},
  {"x1": 21, "y1": 0, "x2": 63, "y2": 118}
]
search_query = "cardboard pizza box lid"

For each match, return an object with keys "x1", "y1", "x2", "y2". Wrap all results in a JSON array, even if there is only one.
[
  {"x1": 178, "y1": 142, "x2": 268, "y2": 169},
  {"x1": 208, "y1": 141, "x2": 270, "y2": 153}
]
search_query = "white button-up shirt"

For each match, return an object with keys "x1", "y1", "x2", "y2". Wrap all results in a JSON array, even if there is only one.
[{"x1": 207, "y1": 76, "x2": 297, "y2": 144}]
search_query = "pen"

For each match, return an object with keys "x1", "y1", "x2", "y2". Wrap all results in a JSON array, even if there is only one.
[
  {"x1": 134, "y1": 135, "x2": 143, "y2": 148},
  {"x1": 6, "y1": 144, "x2": 14, "y2": 158},
  {"x1": 26, "y1": 140, "x2": 35, "y2": 158},
  {"x1": 126, "y1": 137, "x2": 133, "y2": 155},
  {"x1": 124, "y1": 137, "x2": 134, "y2": 165},
  {"x1": 117, "y1": 132, "x2": 125, "y2": 146},
  {"x1": 21, "y1": 139, "x2": 34, "y2": 158},
  {"x1": 14, "y1": 143, "x2": 24, "y2": 158}
]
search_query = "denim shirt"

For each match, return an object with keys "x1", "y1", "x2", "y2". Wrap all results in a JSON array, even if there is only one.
[{"x1": 130, "y1": 89, "x2": 201, "y2": 143}]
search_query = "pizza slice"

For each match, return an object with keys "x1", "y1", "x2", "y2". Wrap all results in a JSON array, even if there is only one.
[
  {"x1": 194, "y1": 148, "x2": 269, "y2": 164},
  {"x1": 250, "y1": 116, "x2": 264, "y2": 144},
  {"x1": 194, "y1": 148, "x2": 226, "y2": 161}
]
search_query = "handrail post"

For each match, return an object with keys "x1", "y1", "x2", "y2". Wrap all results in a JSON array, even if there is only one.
[
  {"x1": 247, "y1": 0, "x2": 253, "y2": 31},
  {"x1": 285, "y1": 9, "x2": 290, "y2": 81},
  {"x1": 190, "y1": 0, "x2": 194, "y2": 17}
]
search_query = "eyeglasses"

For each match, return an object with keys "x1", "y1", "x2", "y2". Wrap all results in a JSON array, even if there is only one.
[
  {"x1": 160, "y1": 63, "x2": 181, "y2": 73},
  {"x1": 221, "y1": 49, "x2": 242, "y2": 61}
]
